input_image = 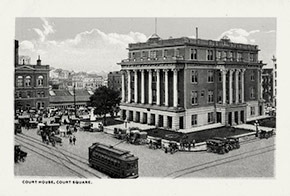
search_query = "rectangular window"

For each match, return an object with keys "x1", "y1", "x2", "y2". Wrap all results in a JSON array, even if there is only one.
[
  {"x1": 207, "y1": 70, "x2": 214, "y2": 83},
  {"x1": 191, "y1": 49, "x2": 197, "y2": 59},
  {"x1": 237, "y1": 52, "x2": 242, "y2": 61},
  {"x1": 164, "y1": 50, "x2": 168, "y2": 57},
  {"x1": 150, "y1": 50, "x2": 157, "y2": 58},
  {"x1": 250, "y1": 53, "x2": 254, "y2": 62},
  {"x1": 218, "y1": 72, "x2": 222, "y2": 82},
  {"x1": 191, "y1": 91, "x2": 198, "y2": 105},
  {"x1": 208, "y1": 90, "x2": 214, "y2": 103},
  {"x1": 251, "y1": 106, "x2": 255, "y2": 116},
  {"x1": 207, "y1": 50, "x2": 213, "y2": 60},
  {"x1": 176, "y1": 48, "x2": 180, "y2": 57},
  {"x1": 208, "y1": 112, "x2": 214, "y2": 123},
  {"x1": 191, "y1": 70, "x2": 198, "y2": 83},
  {"x1": 250, "y1": 87, "x2": 255, "y2": 99},
  {"x1": 191, "y1": 114, "x2": 197, "y2": 126},
  {"x1": 251, "y1": 70, "x2": 255, "y2": 81},
  {"x1": 217, "y1": 51, "x2": 221, "y2": 60}
]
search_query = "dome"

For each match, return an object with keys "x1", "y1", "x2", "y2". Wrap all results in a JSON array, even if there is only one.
[{"x1": 147, "y1": 33, "x2": 161, "y2": 42}]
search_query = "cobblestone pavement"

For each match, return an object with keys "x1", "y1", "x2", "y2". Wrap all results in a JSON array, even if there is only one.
[{"x1": 14, "y1": 123, "x2": 275, "y2": 178}]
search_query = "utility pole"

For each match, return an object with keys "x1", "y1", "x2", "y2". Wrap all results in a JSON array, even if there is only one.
[{"x1": 73, "y1": 83, "x2": 77, "y2": 117}]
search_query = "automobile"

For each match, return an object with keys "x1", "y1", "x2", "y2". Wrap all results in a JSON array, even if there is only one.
[
  {"x1": 14, "y1": 121, "x2": 22, "y2": 134},
  {"x1": 128, "y1": 130, "x2": 147, "y2": 145},
  {"x1": 206, "y1": 139, "x2": 230, "y2": 154},
  {"x1": 113, "y1": 128, "x2": 127, "y2": 140},
  {"x1": 259, "y1": 129, "x2": 275, "y2": 139},
  {"x1": 212, "y1": 137, "x2": 239, "y2": 151}
]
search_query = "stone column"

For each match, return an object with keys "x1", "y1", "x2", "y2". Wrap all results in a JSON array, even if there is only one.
[
  {"x1": 163, "y1": 115, "x2": 168, "y2": 128},
  {"x1": 173, "y1": 69, "x2": 178, "y2": 107},
  {"x1": 229, "y1": 69, "x2": 233, "y2": 104},
  {"x1": 121, "y1": 71, "x2": 125, "y2": 102},
  {"x1": 235, "y1": 69, "x2": 240, "y2": 104},
  {"x1": 241, "y1": 69, "x2": 245, "y2": 103},
  {"x1": 156, "y1": 69, "x2": 161, "y2": 105},
  {"x1": 148, "y1": 70, "x2": 153, "y2": 104},
  {"x1": 141, "y1": 70, "x2": 145, "y2": 104},
  {"x1": 127, "y1": 70, "x2": 131, "y2": 103},
  {"x1": 155, "y1": 114, "x2": 159, "y2": 127},
  {"x1": 222, "y1": 69, "x2": 227, "y2": 104},
  {"x1": 134, "y1": 70, "x2": 138, "y2": 103},
  {"x1": 164, "y1": 69, "x2": 169, "y2": 107},
  {"x1": 140, "y1": 112, "x2": 144, "y2": 123}
]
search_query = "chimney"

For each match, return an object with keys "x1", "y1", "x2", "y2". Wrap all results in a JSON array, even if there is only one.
[{"x1": 37, "y1": 55, "x2": 41, "y2": 65}]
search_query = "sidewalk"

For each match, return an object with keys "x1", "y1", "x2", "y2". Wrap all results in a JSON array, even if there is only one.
[
  {"x1": 234, "y1": 123, "x2": 275, "y2": 132},
  {"x1": 179, "y1": 123, "x2": 224, "y2": 133}
]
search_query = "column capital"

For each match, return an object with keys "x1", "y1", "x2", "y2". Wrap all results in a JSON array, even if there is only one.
[
  {"x1": 147, "y1": 69, "x2": 152, "y2": 73},
  {"x1": 155, "y1": 69, "x2": 160, "y2": 73},
  {"x1": 241, "y1": 68, "x2": 246, "y2": 73},
  {"x1": 172, "y1": 68, "x2": 179, "y2": 73},
  {"x1": 229, "y1": 69, "x2": 234, "y2": 74},
  {"x1": 133, "y1": 70, "x2": 138, "y2": 74},
  {"x1": 127, "y1": 70, "x2": 131, "y2": 74},
  {"x1": 221, "y1": 69, "x2": 228, "y2": 74},
  {"x1": 140, "y1": 69, "x2": 145, "y2": 73},
  {"x1": 163, "y1": 69, "x2": 169, "y2": 73}
]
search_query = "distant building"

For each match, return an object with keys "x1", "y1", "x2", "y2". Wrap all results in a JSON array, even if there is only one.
[
  {"x1": 262, "y1": 68, "x2": 273, "y2": 105},
  {"x1": 118, "y1": 35, "x2": 265, "y2": 130},
  {"x1": 19, "y1": 55, "x2": 31, "y2": 65},
  {"x1": 49, "y1": 89, "x2": 93, "y2": 109},
  {"x1": 15, "y1": 40, "x2": 50, "y2": 111},
  {"x1": 272, "y1": 55, "x2": 277, "y2": 107},
  {"x1": 108, "y1": 71, "x2": 122, "y2": 92}
]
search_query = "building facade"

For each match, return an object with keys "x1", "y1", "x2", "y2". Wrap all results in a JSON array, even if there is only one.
[
  {"x1": 118, "y1": 35, "x2": 265, "y2": 130},
  {"x1": 108, "y1": 71, "x2": 122, "y2": 92},
  {"x1": 262, "y1": 68, "x2": 273, "y2": 105},
  {"x1": 15, "y1": 40, "x2": 50, "y2": 111},
  {"x1": 272, "y1": 55, "x2": 277, "y2": 107}
]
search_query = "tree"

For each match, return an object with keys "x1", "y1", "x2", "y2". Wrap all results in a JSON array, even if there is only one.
[{"x1": 89, "y1": 86, "x2": 121, "y2": 125}]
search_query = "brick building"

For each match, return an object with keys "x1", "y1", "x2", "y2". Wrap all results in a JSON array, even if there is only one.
[
  {"x1": 118, "y1": 35, "x2": 265, "y2": 130},
  {"x1": 108, "y1": 71, "x2": 122, "y2": 92},
  {"x1": 15, "y1": 40, "x2": 50, "y2": 111}
]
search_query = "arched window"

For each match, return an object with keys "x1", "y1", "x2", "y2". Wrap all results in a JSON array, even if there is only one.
[
  {"x1": 17, "y1": 76, "x2": 23, "y2": 87},
  {"x1": 25, "y1": 76, "x2": 31, "y2": 87},
  {"x1": 37, "y1": 75, "x2": 44, "y2": 86}
]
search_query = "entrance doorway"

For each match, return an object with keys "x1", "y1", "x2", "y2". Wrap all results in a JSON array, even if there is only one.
[
  {"x1": 159, "y1": 115, "x2": 163, "y2": 127},
  {"x1": 135, "y1": 112, "x2": 140, "y2": 122},
  {"x1": 179, "y1": 117, "x2": 184, "y2": 129},
  {"x1": 168, "y1": 116, "x2": 172, "y2": 129},
  {"x1": 150, "y1": 114, "x2": 155, "y2": 125},
  {"x1": 143, "y1": 113, "x2": 147, "y2": 124},
  {"x1": 228, "y1": 112, "x2": 232, "y2": 126},
  {"x1": 259, "y1": 105, "x2": 263, "y2": 115},
  {"x1": 122, "y1": 110, "x2": 126, "y2": 120},
  {"x1": 217, "y1": 112, "x2": 222, "y2": 123},
  {"x1": 234, "y1": 111, "x2": 239, "y2": 124},
  {"x1": 240, "y1": 110, "x2": 244, "y2": 123}
]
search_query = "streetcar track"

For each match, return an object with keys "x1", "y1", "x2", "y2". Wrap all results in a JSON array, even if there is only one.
[
  {"x1": 173, "y1": 147, "x2": 275, "y2": 178},
  {"x1": 15, "y1": 137, "x2": 103, "y2": 178},
  {"x1": 15, "y1": 139, "x2": 87, "y2": 178},
  {"x1": 17, "y1": 133, "x2": 88, "y2": 163},
  {"x1": 165, "y1": 144, "x2": 275, "y2": 178}
]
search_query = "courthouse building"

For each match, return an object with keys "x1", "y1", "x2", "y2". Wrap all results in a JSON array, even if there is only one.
[{"x1": 118, "y1": 35, "x2": 265, "y2": 130}]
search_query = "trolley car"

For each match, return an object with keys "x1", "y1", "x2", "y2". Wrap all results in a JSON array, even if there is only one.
[{"x1": 88, "y1": 142, "x2": 138, "y2": 178}]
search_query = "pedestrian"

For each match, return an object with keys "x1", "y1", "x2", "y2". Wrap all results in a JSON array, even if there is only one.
[
  {"x1": 69, "y1": 136, "x2": 72, "y2": 145},
  {"x1": 72, "y1": 135, "x2": 76, "y2": 145}
]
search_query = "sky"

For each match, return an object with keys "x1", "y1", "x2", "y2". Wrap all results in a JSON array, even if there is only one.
[{"x1": 15, "y1": 18, "x2": 276, "y2": 72}]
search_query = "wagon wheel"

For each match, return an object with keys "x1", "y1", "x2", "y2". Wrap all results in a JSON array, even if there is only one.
[
  {"x1": 265, "y1": 133, "x2": 269, "y2": 139},
  {"x1": 164, "y1": 148, "x2": 168, "y2": 153}
]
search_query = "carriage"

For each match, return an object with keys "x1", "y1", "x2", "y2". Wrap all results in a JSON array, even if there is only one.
[
  {"x1": 14, "y1": 145, "x2": 27, "y2": 163},
  {"x1": 147, "y1": 136, "x2": 162, "y2": 149},
  {"x1": 164, "y1": 141, "x2": 179, "y2": 154},
  {"x1": 14, "y1": 121, "x2": 22, "y2": 135},
  {"x1": 212, "y1": 137, "x2": 240, "y2": 151},
  {"x1": 18, "y1": 115, "x2": 30, "y2": 128}
]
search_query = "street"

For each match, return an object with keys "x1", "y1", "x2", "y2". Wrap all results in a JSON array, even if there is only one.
[{"x1": 15, "y1": 124, "x2": 275, "y2": 178}]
